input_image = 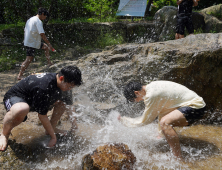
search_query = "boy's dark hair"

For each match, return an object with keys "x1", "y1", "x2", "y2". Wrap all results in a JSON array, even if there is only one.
[
  {"x1": 123, "y1": 81, "x2": 142, "y2": 102},
  {"x1": 59, "y1": 66, "x2": 82, "y2": 86},
  {"x1": 38, "y1": 7, "x2": 49, "y2": 17}
]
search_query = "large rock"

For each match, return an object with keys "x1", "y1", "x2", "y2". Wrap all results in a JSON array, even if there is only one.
[
  {"x1": 154, "y1": 6, "x2": 205, "y2": 41},
  {"x1": 41, "y1": 33, "x2": 222, "y2": 122},
  {"x1": 81, "y1": 143, "x2": 136, "y2": 170},
  {"x1": 200, "y1": 4, "x2": 222, "y2": 33}
]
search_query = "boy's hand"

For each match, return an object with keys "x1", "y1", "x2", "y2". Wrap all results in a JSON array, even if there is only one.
[
  {"x1": 48, "y1": 137, "x2": 57, "y2": 148},
  {"x1": 48, "y1": 44, "x2": 54, "y2": 51}
]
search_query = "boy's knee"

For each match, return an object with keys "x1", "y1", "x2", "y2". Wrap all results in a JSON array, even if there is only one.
[
  {"x1": 159, "y1": 117, "x2": 172, "y2": 130},
  {"x1": 11, "y1": 103, "x2": 29, "y2": 116}
]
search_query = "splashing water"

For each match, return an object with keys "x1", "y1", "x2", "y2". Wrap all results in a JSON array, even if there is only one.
[{"x1": 9, "y1": 74, "x2": 222, "y2": 170}]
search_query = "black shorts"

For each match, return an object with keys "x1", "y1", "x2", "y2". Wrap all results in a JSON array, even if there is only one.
[
  {"x1": 3, "y1": 96, "x2": 28, "y2": 122},
  {"x1": 176, "y1": 14, "x2": 194, "y2": 35},
  {"x1": 26, "y1": 42, "x2": 44, "y2": 57},
  {"x1": 177, "y1": 106, "x2": 206, "y2": 125}
]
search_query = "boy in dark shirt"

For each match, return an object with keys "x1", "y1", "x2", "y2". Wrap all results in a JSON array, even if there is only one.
[
  {"x1": 175, "y1": 0, "x2": 198, "y2": 39},
  {"x1": 0, "y1": 66, "x2": 82, "y2": 151}
]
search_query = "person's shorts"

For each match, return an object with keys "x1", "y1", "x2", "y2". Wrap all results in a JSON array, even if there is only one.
[
  {"x1": 177, "y1": 106, "x2": 206, "y2": 125},
  {"x1": 26, "y1": 42, "x2": 44, "y2": 57},
  {"x1": 3, "y1": 96, "x2": 28, "y2": 122},
  {"x1": 176, "y1": 13, "x2": 194, "y2": 35}
]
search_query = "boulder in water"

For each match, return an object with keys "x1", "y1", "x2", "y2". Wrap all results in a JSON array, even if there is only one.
[{"x1": 81, "y1": 143, "x2": 136, "y2": 170}]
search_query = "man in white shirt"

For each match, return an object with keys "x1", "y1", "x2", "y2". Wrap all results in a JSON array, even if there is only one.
[
  {"x1": 118, "y1": 81, "x2": 206, "y2": 160},
  {"x1": 17, "y1": 7, "x2": 55, "y2": 80}
]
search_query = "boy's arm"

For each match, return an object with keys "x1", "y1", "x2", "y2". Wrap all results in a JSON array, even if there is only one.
[
  {"x1": 38, "y1": 114, "x2": 57, "y2": 147},
  {"x1": 192, "y1": 0, "x2": 198, "y2": 6},
  {"x1": 40, "y1": 33, "x2": 54, "y2": 51}
]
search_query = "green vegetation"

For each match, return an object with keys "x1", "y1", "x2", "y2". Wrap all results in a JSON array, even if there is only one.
[
  {"x1": 84, "y1": 0, "x2": 116, "y2": 22},
  {"x1": 96, "y1": 32, "x2": 124, "y2": 48},
  {"x1": 48, "y1": 17, "x2": 120, "y2": 24},
  {"x1": 0, "y1": 22, "x2": 25, "y2": 32},
  {"x1": 0, "y1": 29, "x2": 124, "y2": 71},
  {"x1": 0, "y1": 0, "x2": 221, "y2": 72},
  {"x1": 0, "y1": 46, "x2": 25, "y2": 71},
  {"x1": 208, "y1": 11, "x2": 222, "y2": 20},
  {"x1": 194, "y1": 28, "x2": 204, "y2": 34}
]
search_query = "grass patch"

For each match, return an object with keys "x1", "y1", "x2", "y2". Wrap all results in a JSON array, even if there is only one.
[
  {"x1": 96, "y1": 32, "x2": 124, "y2": 48},
  {"x1": 0, "y1": 45, "x2": 64, "y2": 72},
  {"x1": 48, "y1": 16, "x2": 120, "y2": 24},
  {"x1": 0, "y1": 22, "x2": 25, "y2": 32},
  {"x1": 0, "y1": 46, "x2": 25, "y2": 72},
  {"x1": 194, "y1": 28, "x2": 204, "y2": 34}
]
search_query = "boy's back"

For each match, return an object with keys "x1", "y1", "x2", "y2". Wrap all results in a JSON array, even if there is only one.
[{"x1": 4, "y1": 73, "x2": 61, "y2": 115}]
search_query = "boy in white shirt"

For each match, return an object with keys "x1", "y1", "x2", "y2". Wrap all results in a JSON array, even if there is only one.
[
  {"x1": 118, "y1": 81, "x2": 206, "y2": 160},
  {"x1": 17, "y1": 7, "x2": 55, "y2": 80}
]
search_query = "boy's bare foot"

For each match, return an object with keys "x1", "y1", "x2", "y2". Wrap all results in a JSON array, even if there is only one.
[
  {"x1": 0, "y1": 134, "x2": 9, "y2": 151},
  {"x1": 47, "y1": 62, "x2": 53, "y2": 67},
  {"x1": 17, "y1": 75, "x2": 25, "y2": 81},
  {"x1": 47, "y1": 138, "x2": 57, "y2": 148},
  {"x1": 17, "y1": 75, "x2": 22, "y2": 80}
]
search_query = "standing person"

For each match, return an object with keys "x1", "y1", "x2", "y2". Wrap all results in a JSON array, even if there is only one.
[
  {"x1": 175, "y1": 0, "x2": 198, "y2": 39},
  {"x1": 118, "y1": 81, "x2": 206, "y2": 160},
  {"x1": 17, "y1": 7, "x2": 55, "y2": 80},
  {"x1": 148, "y1": 1, "x2": 156, "y2": 16},
  {"x1": 0, "y1": 66, "x2": 82, "y2": 151}
]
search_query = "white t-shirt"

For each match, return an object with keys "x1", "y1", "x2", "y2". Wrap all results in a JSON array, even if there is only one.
[
  {"x1": 120, "y1": 81, "x2": 206, "y2": 128},
  {"x1": 24, "y1": 16, "x2": 45, "y2": 49}
]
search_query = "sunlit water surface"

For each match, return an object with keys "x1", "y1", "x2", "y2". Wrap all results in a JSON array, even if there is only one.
[
  {"x1": 9, "y1": 67, "x2": 222, "y2": 170},
  {"x1": 12, "y1": 108, "x2": 222, "y2": 170}
]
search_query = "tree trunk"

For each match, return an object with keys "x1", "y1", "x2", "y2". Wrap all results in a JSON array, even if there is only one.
[
  {"x1": 45, "y1": 0, "x2": 58, "y2": 24},
  {"x1": 39, "y1": 0, "x2": 42, "y2": 7},
  {"x1": 144, "y1": 0, "x2": 152, "y2": 17}
]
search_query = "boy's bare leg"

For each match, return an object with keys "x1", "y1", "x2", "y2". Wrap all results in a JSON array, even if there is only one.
[
  {"x1": 159, "y1": 109, "x2": 188, "y2": 160},
  {"x1": 42, "y1": 43, "x2": 53, "y2": 66},
  {"x1": 0, "y1": 102, "x2": 29, "y2": 151},
  {"x1": 49, "y1": 100, "x2": 67, "y2": 135},
  {"x1": 179, "y1": 34, "x2": 185, "y2": 39},
  {"x1": 66, "y1": 105, "x2": 78, "y2": 131},
  {"x1": 175, "y1": 33, "x2": 180, "y2": 40},
  {"x1": 17, "y1": 56, "x2": 34, "y2": 80}
]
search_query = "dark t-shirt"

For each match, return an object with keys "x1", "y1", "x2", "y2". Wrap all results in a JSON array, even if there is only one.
[
  {"x1": 178, "y1": 0, "x2": 193, "y2": 14},
  {"x1": 4, "y1": 73, "x2": 70, "y2": 115}
]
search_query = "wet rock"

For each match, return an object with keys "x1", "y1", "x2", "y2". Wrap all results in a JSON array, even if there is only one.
[
  {"x1": 0, "y1": 139, "x2": 31, "y2": 169},
  {"x1": 67, "y1": 33, "x2": 222, "y2": 120},
  {"x1": 81, "y1": 143, "x2": 136, "y2": 170},
  {"x1": 126, "y1": 23, "x2": 157, "y2": 43},
  {"x1": 32, "y1": 35, "x2": 222, "y2": 123}
]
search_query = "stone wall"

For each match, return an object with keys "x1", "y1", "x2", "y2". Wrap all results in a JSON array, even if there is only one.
[{"x1": 0, "y1": 22, "x2": 157, "y2": 49}]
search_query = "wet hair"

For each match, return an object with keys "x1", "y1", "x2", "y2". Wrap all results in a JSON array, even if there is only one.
[
  {"x1": 58, "y1": 66, "x2": 82, "y2": 86},
  {"x1": 38, "y1": 7, "x2": 49, "y2": 17},
  {"x1": 123, "y1": 81, "x2": 142, "y2": 102}
]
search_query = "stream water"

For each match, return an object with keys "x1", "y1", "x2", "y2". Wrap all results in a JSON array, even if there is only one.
[
  {"x1": 3, "y1": 58, "x2": 222, "y2": 170},
  {"x1": 10, "y1": 94, "x2": 222, "y2": 170}
]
